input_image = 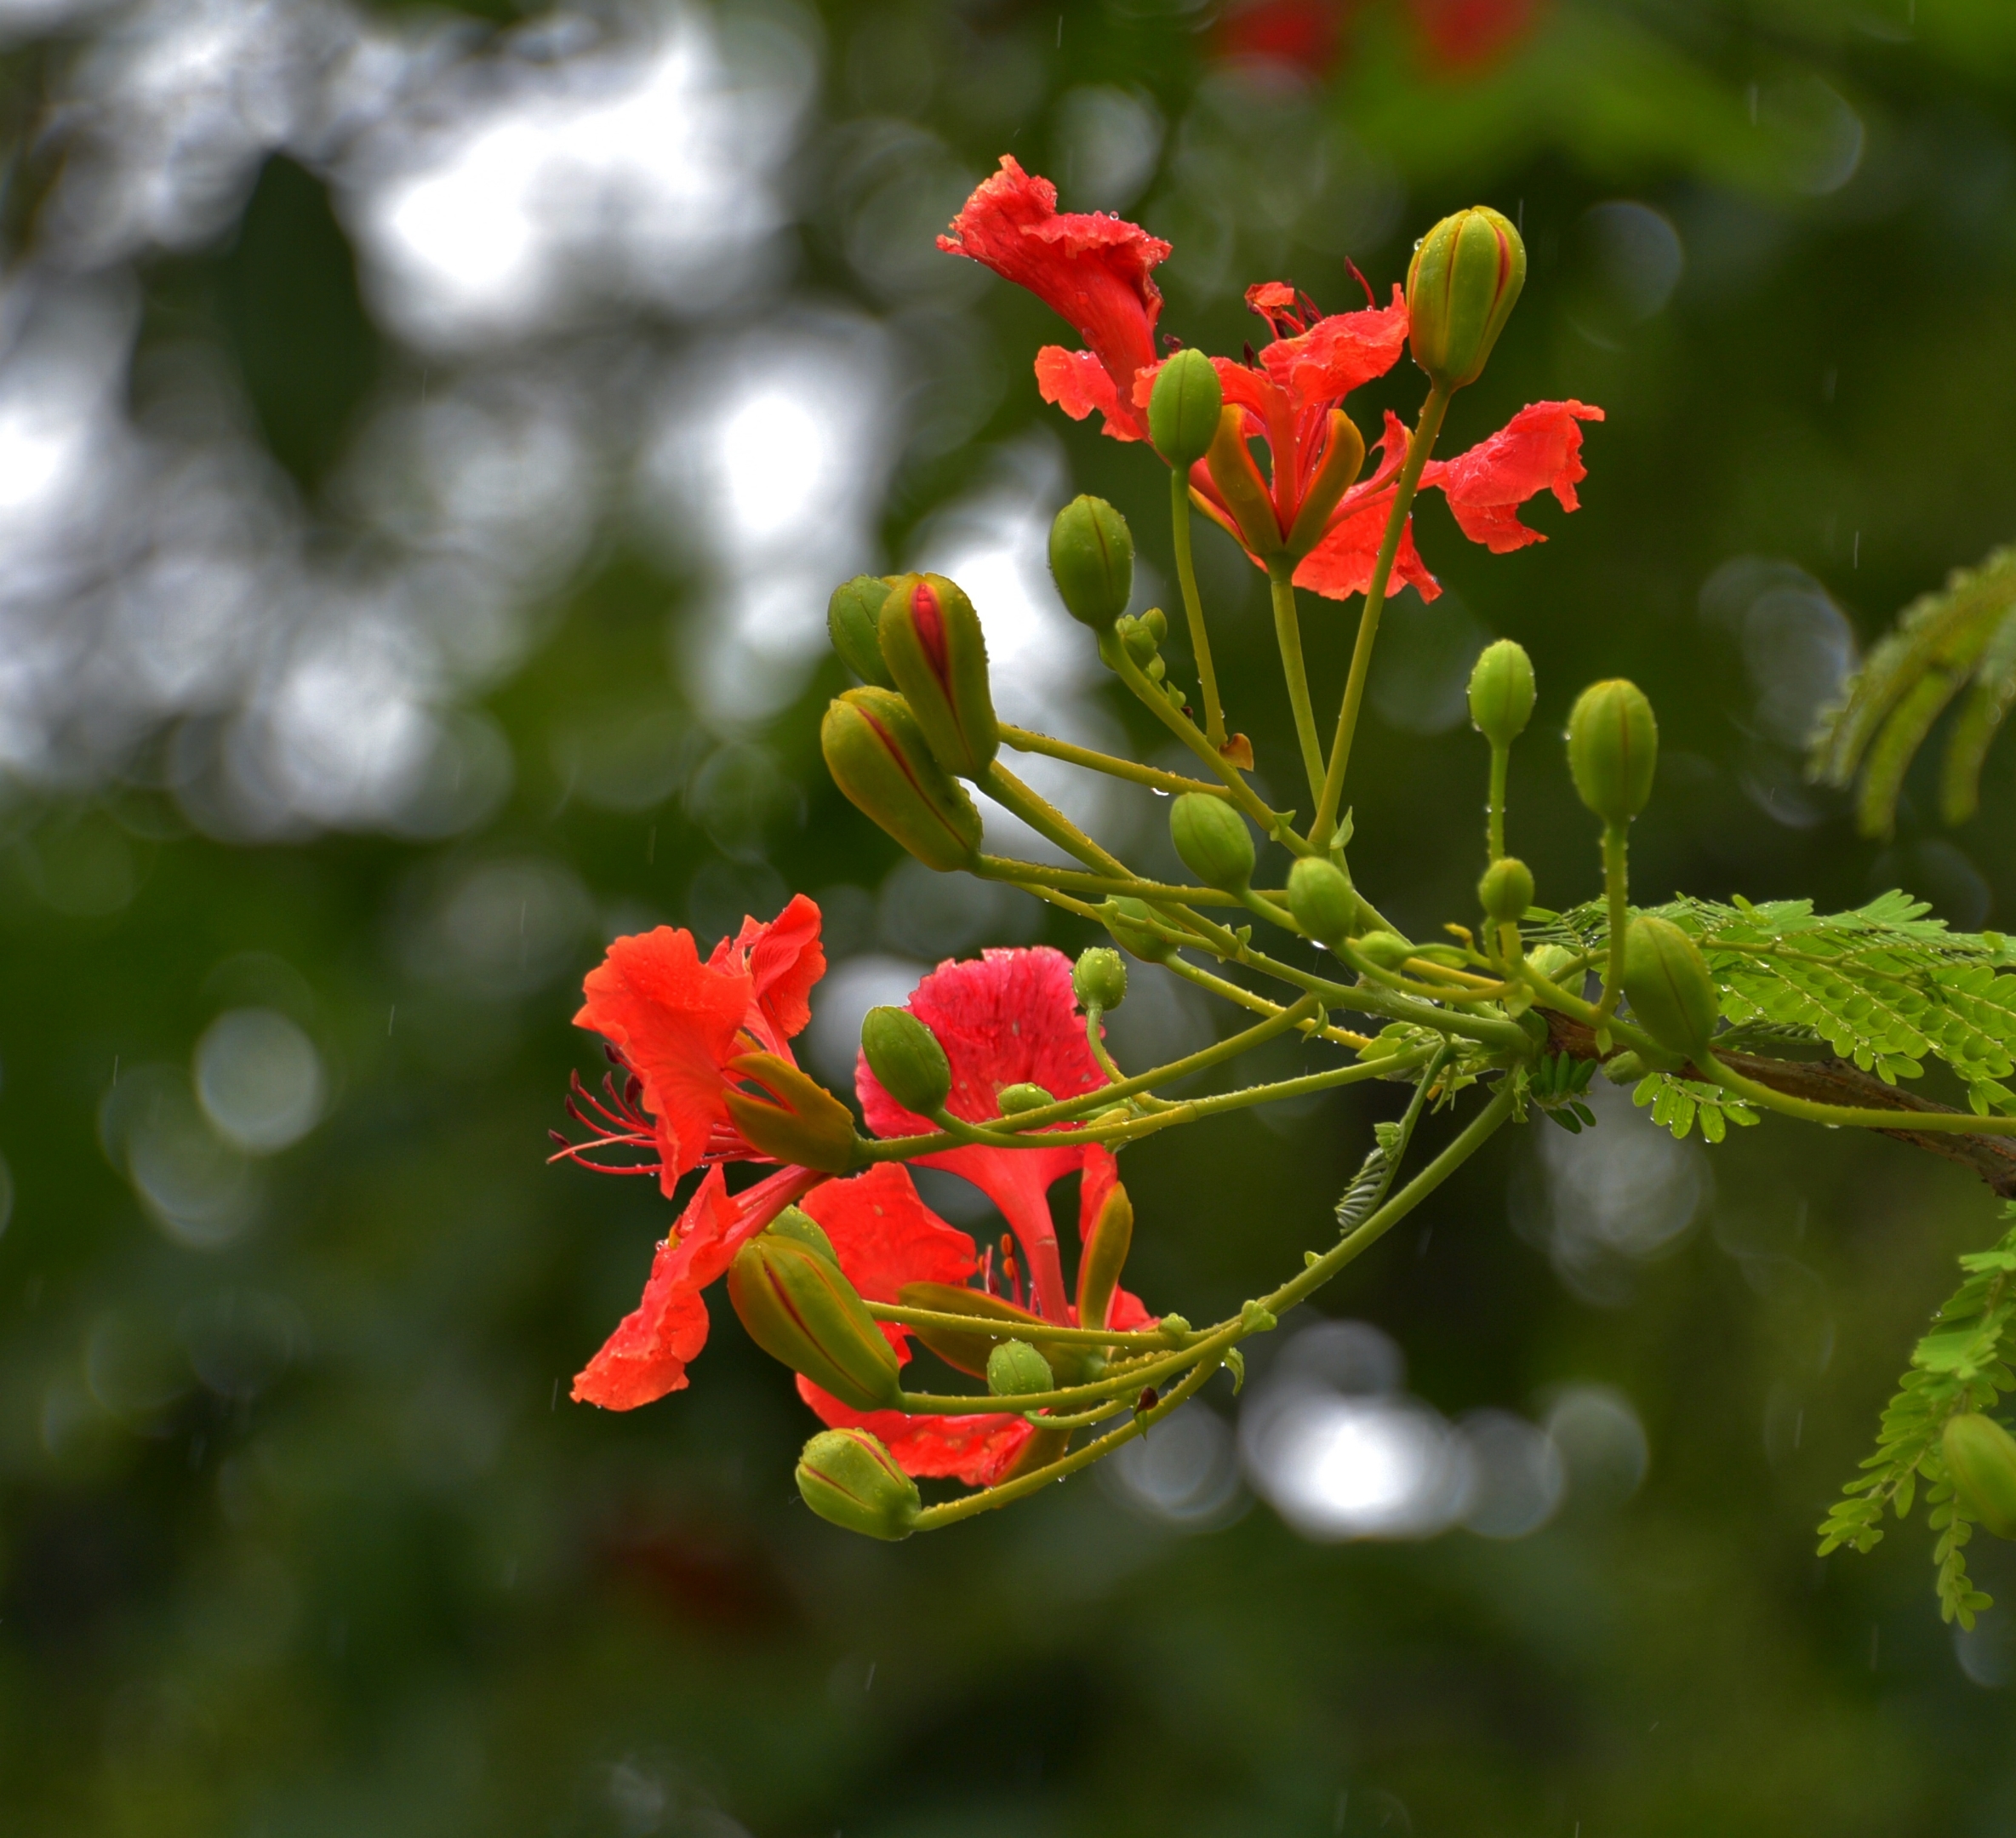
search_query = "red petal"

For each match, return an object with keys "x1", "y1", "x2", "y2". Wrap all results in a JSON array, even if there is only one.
[
  {"x1": 576, "y1": 928, "x2": 751, "y2": 1193},
  {"x1": 744, "y1": 893, "x2": 825, "y2": 1042},
  {"x1": 802, "y1": 1162, "x2": 977, "y2": 1307},
  {"x1": 1422, "y1": 400, "x2": 1604, "y2": 554},
  {"x1": 1293, "y1": 497, "x2": 1438, "y2": 602},
  {"x1": 1034, "y1": 345, "x2": 1134, "y2": 440},
  {"x1": 570, "y1": 1164, "x2": 821, "y2": 1409},
  {"x1": 1259, "y1": 288, "x2": 1409, "y2": 412},
  {"x1": 798, "y1": 1377, "x2": 1034, "y2": 1485},
  {"x1": 939, "y1": 157, "x2": 1165, "y2": 442},
  {"x1": 1107, "y1": 1286, "x2": 1157, "y2": 1333}
]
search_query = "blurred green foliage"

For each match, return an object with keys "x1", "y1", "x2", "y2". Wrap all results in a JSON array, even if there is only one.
[{"x1": 4, "y1": 1, "x2": 2016, "y2": 1833}]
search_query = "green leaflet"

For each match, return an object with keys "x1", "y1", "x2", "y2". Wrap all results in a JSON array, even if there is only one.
[
  {"x1": 1814, "y1": 1207, "x2": 2016, "y2": 1629},
  {"x1": 1808, "y1": 545, "x2": 2016, "y2": 838}
]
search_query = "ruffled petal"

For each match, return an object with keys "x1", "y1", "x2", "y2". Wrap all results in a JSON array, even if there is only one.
[
  {"x1": 939, "y1": 157, "x2": 1166, "y2": 442},
  {"x1": 1259, "y1": 288, "x2": 1409, "y2": 410},
  {"x1": 742, "y1": 893, "x2": 825, "y2": 1043},
  {"x1": 798, "y1": 1378, "x2": 1035, "y2": 1486},
  {"x1": 1422, "y1": 400, "x2": 1604, "y2": 554},
  {"x1": 1034, "y1": 345, "x2": 1131, "y2": 437},
  {"x1": 1293, "y1": 497, "x2": 1438, "y2": 602},
  {"x1": 576, "y1": 927, "x2": 752, "y2": 1193},
  {"x1": 571, "y1": 1164, "x2": 822, "y2": 1409}
]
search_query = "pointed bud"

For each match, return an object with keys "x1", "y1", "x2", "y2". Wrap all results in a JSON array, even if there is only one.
[
  {"x1": 1203, "y1": 404, "x2": 1284, "y2": 557},
  {"x1": 1149, "y1": 348, "x2": 1224, "y2": 468},
  {"x1": 1619, "y1": 917, "x2": 1718, "y2": 1061},
  {"x1": 1407, "y1": 206, "x2": 1527, "y2": 391},
  {"x1": 1076, "y1": 1179, "x2": 1134, "y2": 1335},
  {"x1": 898, "y1": 1281, "x2": 1101, "y2": 1384},
  {"x1": 796, "y1": 1428, "x2": 920, "y2": 1540},
  {"x1": 1284, "y1": 410, "x2": 1366, "y2": 560},
  {"x1": 877, "y1": 574, "x2": 997, "y2": 778},
  {"x1": 1048, "y1": 496, "x2": 1134, "y2": 631},
  {"x1": 1170, "y1": 791, "x2": 1255, "y2": 893},
  {"x1": 1073, "y1": 946, "x2": 1128, "y2": 1012},
  {"x1": 722, "y1": 1052, "x2": 860, "y2": 1173},
  {"x1": 997, "y1": 1082, "x2": 1054, "y2": 1115},
  {"x1": 821, "y1": 688, "x2": 984, "y2": 871},
  {"x1": 1478, "y1": 856, "x2": 1534, "y2": 925},
  {"x1": 729, "y1": 1236, "x2": 902, "y2": 1412},
  {"x1": 1102, "y1": 896, "x2": 1174, "y2": 964},
  {"x1": 860, "y1": 1005, "x2": 951, "y2": 1116},
  {"x1": 1944, "y1": 1413, "x2": 2016, "y2": 1540},
  {"x1": 826, "y1": 576, "x2": 897, "y2": 688},
  {"x1": 1567, "y1": 679, "x2": 1658, "y2": 826},
  {"x1": 987, "y1": 1339, "x2": 1054, "y2": 1398},
  {"x1": 768, "y1": 1206, "x2": 837, "y2": 1262},
  {"x1": 1468, "y1": 639, "x2": 1535, "y2": 748},
  {"x1": 1287, "y1": 856, "x2": 1357, "y2": 946}
]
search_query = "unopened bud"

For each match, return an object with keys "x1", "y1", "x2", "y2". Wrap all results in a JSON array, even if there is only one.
[
  {"x1": 796, "y1": 1428, "x2": 920, "y2": 1540},
  {"x1": 1478, "y1": 856, "x2": 1534, "y2": 925},
  {"x1": 826, "y1": 576, "x2": 897, "y2": 688},
  {"x1": 878, "y1": 574, "x2": 998, "y2": 778},
  {"x1": 821, "y1": 688, "x2": 984, "y2": 872},
  {"x1": 723, "y1": 1052, "x2": 860, "y2": 1173},
  {"x1": 899, "y1": 1281, "x2": 1100, "y2": 1384},
  {"x1": 860, "y1": 1005, "x2": 951, "y2": 1116},
  {"x1": 1102, "y1": 896, "x2": 1174, "y2": 964},
  {"x1": 1527, "y1": 944, "x2": 1579, "y2": 985},
  {"x1": 1567, "y1": 679, "x2": 1658, "y2": 826},
  {"x1": 1073, "y1": 946, "x2": 1128, "y2": 1012},
  {"x1": 1287, "y1": 856, "x2": 1357, "y2": 946},
  {"x1": 986, "y1": 1339, "x2": 1054, "y2": 1398},
  {"x1": 1170, "y1": 791, "x2": 1255, "y2": 893},
  {"x1": 1354, "y1": 932, "x2": 1419, "y2": 971},
  {"x1": 1407, "y1": 206, "x2": 1526, "y2": 391},
  {"x1": 1944, "y1": 1413, "x2": 2016, "y2": 1540},
  {"x1": 1148, "y1": 348, "x2": 1223, "y2": 468},
  {"x1": 1076, "y1": 1179, "x2": 1134, "y2": 1335},
  {"x1": 1468, "y1": 638, "x2": 1535, "y2": 748},
  {"x1": 1048, "y1": 496, "x2": 1134, "y2": 631},
  {"x1": 728, "y1": 1236, "x2": 901, "y2": 1412},
  {"x1": 1619, "y1": 916, "x2": 1719, "y2": 1060},
  {"x1": 997, "y1": 1082, "x2": 1053, "y2": 1115},
  {"x1": 768, "y1": 1206, "x2": 837, "y2": 1262}
]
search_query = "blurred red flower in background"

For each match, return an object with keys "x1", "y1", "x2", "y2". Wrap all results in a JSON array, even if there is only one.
[{"x1": 1215, "y1": 0, "x2": 1539, "y2": 77}]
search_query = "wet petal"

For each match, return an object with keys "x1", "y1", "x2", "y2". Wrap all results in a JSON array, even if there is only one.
[
  {"x1": 1424, "y1": 400, "x2": 1604, "y2": 554},
  {"x1": 797, "y1": 1378, "x2": 1035, "y2": 1485}
]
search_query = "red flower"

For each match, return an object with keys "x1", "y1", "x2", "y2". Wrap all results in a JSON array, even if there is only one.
[
  {"x1": 792, "y1": 1158, "x2": 1156, "y2": 1487},
  {"x1": 557, "y1": 895, "x2": 827, "y2": 1197},
  {"x1": 938, "y1": 156, "x2": 1170, "y2": 444}
]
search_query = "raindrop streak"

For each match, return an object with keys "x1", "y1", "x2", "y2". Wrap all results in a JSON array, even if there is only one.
[
  {"x1": 1853, "y1": 532, "x2": 1860, "y2": 568},
  {"x1": 387, "y1": 1005, "x2": 396, "y2": 1036}
]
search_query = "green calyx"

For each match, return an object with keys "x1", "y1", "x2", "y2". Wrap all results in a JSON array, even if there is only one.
[
  {"x1": 986, "y1": 1339, "x2": 1055, "y2": 1398},
  {"x1": 768, "y1": 1206, "x2": 837, "y2": 1262},
  {"x1": 878, "y1": 572, "x2": 998, "y2": 778},
  {"x1": 1567, "y1": 678, "x2": 1659, "y2": 826},
  {"x1": 826, "y1": 575, "x2": 897, "y2": 688},
  {"x1": 1048, "y1": 496, "x2": 1135, "y2": 631},
  {"x1": 1169, "y1": 791, "x2": 1256, "y2": 893},
  {"x1": 1148, "y1": 347, "x2": 1223, "y2": 468},
  {"x1": 1619, "y1": 916, "x2": 1719, "y2": 1060},
  {"x1": 1073, "y1": 946, "x2": 1128, "y2": 1012},
  {"x1": 1076, "y1": 1179, "x2": 1134, "y2": 1335},
  {"x1": 1407, "y1": 205, "x2": 1527, "y2": 391},
  {"x1": 1468, "y1": 638, "x2": 1536, "y2": 748},
  {"x1": 1944, "y1": 1413, "x2": 2016, "y2": 1539},
  {"x1": 821, "y1": 688, "x2": 984, "y2": 872},
  {"x1": 860, "y1": 1005, "x2": 952, "y2": 1116},
  {"x1": 728, "y1": 1236, "x2": 901, "y2": 1412},
  {"x1": 1287, "y1": 856, "x2": 1357, "y2": 947},
  {"x1": 897, "y1": 1281, "x2": 1103, "y2": 1385},
  {"x1": 1478, "y1": 855, "x2": 1534, "y2": 925},
  {"x1": 796, "y1": 1428, "x2": 920, "y2": 1541},
  {"x1": 722, "y1": 1052, "x2": 860, "y2": 1173}
]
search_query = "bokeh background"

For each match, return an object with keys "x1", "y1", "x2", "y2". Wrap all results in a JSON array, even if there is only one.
[{"x1": 3, "y1": 0, "x2": 2015, "y2": 1830}]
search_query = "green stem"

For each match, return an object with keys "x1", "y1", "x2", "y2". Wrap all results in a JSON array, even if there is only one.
[
  {"x1": 977, "y1": 855, "x2": 1245, "y2": 907},
  {"x1": 1172, "y1": 467, "x2": 1227, "y2": 749},
  {"x1": 1514, "y1": 962, "x2": 1675, "y2": 1065},
  {"x1": 998, "y1": 722, "x2": 1232, "y2": 801},
  {"x1": 1160, "y1": 955, "x2": 1375, "y2": 1051},
  {"x1": 1596, "y1": 822, "x2": 1629, "y2": 1023},
  {"x1": 1269, "y1": 563, "x2": 1328, "y2": 811},
  {"x1": 863, "y1": 1302, "x2": 1184, "y2": 1351},
  {"x1": 1705, "y1": 1057, "x2": 2016, "y2": 1135},
  {"x1": 1487, "y1": 744, "x2": 1509, "y2": 862},
  {"x1": 982, "y1": 762, "x2": 1130, "y2": 877},
  {"x1": 1311, "y1": 384, "x2": 1452, "y2": 849}
]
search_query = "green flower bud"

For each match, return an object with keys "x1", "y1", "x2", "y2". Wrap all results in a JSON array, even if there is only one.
[
  {"x1": 1102, "y1": 896, "x2": 1174, "y2": 963},
  {"x1": 768, "y1": 1206, "x2": 837, "y2": 1262},
  {"x1": 997, "y1": 1082, "x2": 1053, "y2": 1114},
  {"x1": 796, "y1": 1428, "x2": 920, "y2": 1541},
  {"x1": 826, "y1": 576, "x2": 897, "y2": 688},
  {"x1": 1143, "y1": 608, "x2": 1168, "y2": 643},
  {"x1": 1073, "y1": 946, "x2": 1128, "y2": 1012},
  {"x1": 1619, "y1": 916, "x2": 1719, "y2": 1060},
  {"x1": 1478, "y1": 855, "x2": 1534, "y2": 924},
  {"x1": 1527, "y1": 944, "x2": 1579, "y2": 985},
  {"x1": 728, "y1": 1235, "x2": 901, "y2": 1412},
  {"x1": 722, "y1": 1052, "x2": 860, "y2": 1173},
  {"x1": 1601, "y1": 1051, "x2": 1647, "y2": 1084},
  {"x1": 877, "y1": 573, "x2": 998, "y2": 778},
  {"x1": 1287, "y1": 856, "x2": 1357, "y2": 947},
  {"x1": 1148, "y1": 347, "x2": 1223, "y2": 468},
  {"x1": 1169, "y1": 791, "x2": 1255, "y2": 893},
  {"x1": 1076, "y1": 1178, "x2": 1134, "y2": 1336},
  {"x1": 1468, "y1": 638, "x2": 1536, "y2": 748},
  {"x1": 1354, "y1": 932, "x2": 1419, "y2": 970},
  {"x1": 986, "y1": 1339, "x2": 1054, "y2": 1398},
  {"x1": 1567, "y1": 679, "x2": 1658, "y2": 826},
  {"x1": 1048, "y1": 496, "x2": 1134, "y2": 631},
  {"x1": 860, "y1": 1004, "x2": 951, "y2": 1116},
  {"x1": 1119, "y1": 614, "x2": 1159, "y2": 665},
  {"x1": 1944, "y1": 1412, "x2": 2016, "y2": 1540},
  {"x1": 821, "y1": 688, "x2": 984, "y2": 872},
  {"x1": 898, "y1": 1281, "x2": 1101, "y2": 1384},
  {"x1": 1407, "y1": 205, "x2": 1527, "y2": 391}
]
